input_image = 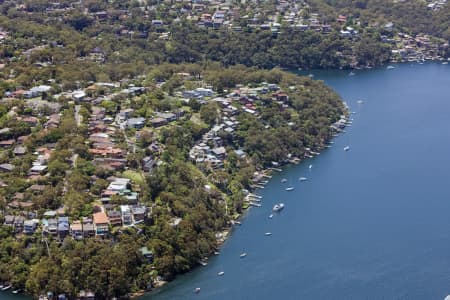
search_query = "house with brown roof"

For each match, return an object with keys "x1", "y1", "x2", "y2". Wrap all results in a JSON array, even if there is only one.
[{"x1": 93, "y1": 212, "x2": 109, "y2": 236}]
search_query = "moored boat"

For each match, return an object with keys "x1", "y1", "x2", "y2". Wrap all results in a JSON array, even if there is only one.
[{"x1": 273, "y1": 203, "x2": 285, "y2": 212}]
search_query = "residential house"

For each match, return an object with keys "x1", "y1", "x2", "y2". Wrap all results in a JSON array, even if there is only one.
[
  {"x1": 139, "y1": 246, "x2": 154, "y2": 263},
  {"x1": 120, "y1": 205, "x2": 133, "y2": 226},
  {"x1": 3, "y1": 215, "x2": 14, "y2": 226},
  {"x1": 70, "y1": 221, "x2": 83, "y2": 240},
  {"x1": 127, "y1": 117, "x2": 146, "y2": 129},
  {"x1": 0, "y1": 163, "x2": 15, "y2": 172},
  {"x1": 131, "y1": 206, "x2": 146, "y2": 223},
  {"x1": 107, "y1": 210, "x2": 122, "y2": 227},
  {"x1": 58, "y1": 216, "x2": 69, "y2": 238},
  {"x1": 23, "y1": 219, "x2": 39, "y2": 234},
  {"x1": 93, "y1": 212, "x2": 109, "y2": 236},
  {"x1": 13, "y1": 216, "x2": 25, "y2": 233}
]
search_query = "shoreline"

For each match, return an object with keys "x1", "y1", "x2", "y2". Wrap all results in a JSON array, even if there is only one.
[{"x1": 137, "y1": 108, "x2": 351, "y2": 299}]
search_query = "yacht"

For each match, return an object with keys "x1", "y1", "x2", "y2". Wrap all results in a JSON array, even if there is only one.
[
  {"x1": 240, "y1": 252, "x2": 247, "y2": 258},
  {"x1": 285, "y1": 187, "x2": 294, "y2": 191},
  {"x1": 299, "y1": 177, "x2": 307, "y2": 181},
  {"x1": 344, "y1": 146, "x2": 350, "y2": 151},
  {"x1": 273, "y1": 203, "x2": 285, "y2": 212},
  {"x1": 217, "y1": 271, "x2": 225, "y2": 276}
]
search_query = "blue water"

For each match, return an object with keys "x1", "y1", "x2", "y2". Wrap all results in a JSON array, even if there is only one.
[{"x1": 141, "y1": 63, "x2": 450, "y2": 300}]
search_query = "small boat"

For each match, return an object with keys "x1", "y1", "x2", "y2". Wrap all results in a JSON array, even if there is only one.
[
  {"x1": 357, "y1": 100, "x2": 364, "y2": 104},
  {"x1": 309, "y1": 164, "x2": 312, "y2": 169},
  {"x1": 12, "y1": 289, "x2": 21, "y2": 294},
  {"x1": 234, "y1": 221, "x2": 242, "y2": 226},
  {"x1": 299, "y1": 177, "x2": 307, "y2": 181},
  {"x1": 285, "y1": 187, "x2": 294, "y2": 191},
  {"x1": 199, "y1": 260, "x2": 208, "y2": 266},
  {"x1": 240, "y1": 252, "x2": 247, "y2": 258},
  {"x1": 349, "y1": 71, "x2": 355, "y2": 76},
  {"x1": 194, "y1": 287, "x2": 201, "y2": 294},
  {"x1": 344, "y1": 146, "x2": 350, "y2": 151},
  {"x1": 265, "y1": 232, "x2": 272, "y2": 236},
  {"x1": 387, "y1": 65, "x2": 395, "y2": 69},
  {"x1": 2, "y1": 285, "x2": 12, "y2": 291},
  {"x1": 443, "y1": 61, "x2": 449, "y2": 65},
  {"x1": 268, "y1": 214, "x2": 273, "y2": 219},
  {"x1": 217, "y1": 271, "x2": 225, "y2": 276},
  {"x1": 281, "y1": 178, "x2": 287, "y2": 183},
  {"x1": 214, "y1": 251, "x2": 220, "y2": 255},
  {"x1": 273, "y1": 203, "x2": 285, "y2": 212}
]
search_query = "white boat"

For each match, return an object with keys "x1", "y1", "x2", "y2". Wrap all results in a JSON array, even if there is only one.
[
  {"x1": 214, "y1": 251, "x2": 220, "y2": 255},
  {"x1": 268, "y1": 214, "x2": 273, "y2": 219},
  {"x1": 344, "y1": 146, "x2": 350, "y2": 151},
  {"x1": 234, "y1": 221, "x2": 242, "y2": 225},
  {"x1": 265, "y1": 232, "x2": 272, "y2": 236},
  {"x1": 309, "y1": 164, "x2": 312, "y2": 169},
  {"x1": 2, "y1": 285, "x2": 12, "y2": 291},
  {"x1": 285, "y1": 187, "x2": 294, "y2": 191},
  {"x1": 357, "y1": 100, "x2": 364, "y2": 104},
  {"x1": 273, "y1": 203, "x2": 285, "y2": 212},
  {"x1": 12, "y1": 289, "x2": 21, "y2": 294},
  {"x1": 281, "y1": 178, "x2": 287, "y2": 183},
  {"x1": 349, "y1": 71, "x2": 355, "y2": 76},
  {"x1": 217, "y1": 271, "x2": 225, "y2": 276},
  {"x1": 299, "y1": 177, "x2": 307, "y2": 181},
  {"x1": 240, "y1": 252, "x2": 247, "y2": 258},
  {"x1": 387, "y1": 65, "x2": 395, "y2": 69},
  {"x1": 199, "y1": 260, "x2": 208, "y2": 266},
  {"x1": 194, "y1": 287, "x2": 201, "y2": 293}
]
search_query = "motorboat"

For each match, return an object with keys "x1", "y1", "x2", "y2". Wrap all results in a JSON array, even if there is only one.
[
  {"x1": 265, "y1": 232, "x2": 272, "y2": 236},
  {"x1": 194, "y1": 287, "x2": 201, "y2": 293},
  {"x1": 273, "y1": 203, "x2": 285, "y2": 212},
  {"x1": 217, "y1": 271, "x2": 225, "y2": 276},
  {"x1": 344, "y1": 146, "x2": 350, "y2": 151},
  {"x1": 285, "y1": 187, "x2": 294, "y2": 191},
  {"x1": 240, "y1": 252, "x2": 247, "y2": 258},
  {"x1": 281, "y1": 178, "x2": 287, "y2": 183},
  {"x1": 268, "y1": 214, "x2": 273, "y2": 219},
  {"x1": 299, "y1": 177, "x2": 307, "y2": 181}
]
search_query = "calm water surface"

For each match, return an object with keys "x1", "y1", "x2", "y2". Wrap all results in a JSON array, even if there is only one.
[
  {"x1": 142, "y1": 63, "x2": 450, "y2": 300},
  {"x1": 2, "y1": 63, "x2": 449, "y2": 300}
]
